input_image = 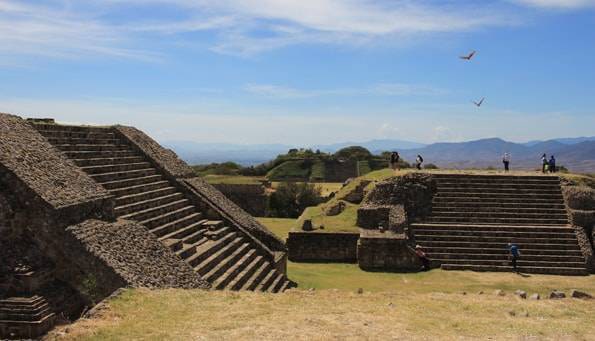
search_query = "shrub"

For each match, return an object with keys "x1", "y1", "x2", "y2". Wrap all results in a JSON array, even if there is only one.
[
  {"x1": 268, "y1": 182, "x2": 324, "y2": 218},
  {"x1": 334, "y1": 146, "x2": 373, "y2": 160},
  {"x1": 424, "y1": 163, "x2": 439, "y2": 169}
]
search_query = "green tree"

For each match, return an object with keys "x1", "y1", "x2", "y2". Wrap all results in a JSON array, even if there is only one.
[
  {"x1": 268, "y1": 182, "x2": 323, "y2": 218},
  {"x1": 334, "y1": 146, "x2": 373, "y2": 160}
]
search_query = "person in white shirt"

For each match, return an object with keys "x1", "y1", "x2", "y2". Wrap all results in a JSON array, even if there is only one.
[{"x1": 502, "y1": 152, "x2": 511, "y2": 172}]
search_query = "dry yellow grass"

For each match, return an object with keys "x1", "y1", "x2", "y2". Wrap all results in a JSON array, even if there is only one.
[{"x1": 47, "y1": 288, "x2": 595, "y2": 341}]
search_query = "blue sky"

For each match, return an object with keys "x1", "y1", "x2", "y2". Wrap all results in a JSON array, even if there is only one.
[{"x1": 1, "y1": 0, "x2": 594, "y2": 145}]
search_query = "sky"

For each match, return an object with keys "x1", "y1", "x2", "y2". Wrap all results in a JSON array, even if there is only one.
[{"x1": 1, "y1": 0, "x2": 594, "y2": 145}]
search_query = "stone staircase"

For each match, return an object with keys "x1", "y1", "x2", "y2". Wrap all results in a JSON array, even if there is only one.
[
  {"x1": 0, "y1": 296, "x2": 56, "y2": 339},
  {"x1": 33, "y1": 124, "x2": 292, "y2": 292},
  {"x1": 411, "y1": 174, "x2": 588, "y2": 275}
]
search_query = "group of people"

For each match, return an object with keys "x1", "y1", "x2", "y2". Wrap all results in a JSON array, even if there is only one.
[
  {"x1": 389, "y1": 151, "x2": 424, "y2": 171},
  {"x1": 502, "y1": 152, "x2": 557, "y2": 173}
]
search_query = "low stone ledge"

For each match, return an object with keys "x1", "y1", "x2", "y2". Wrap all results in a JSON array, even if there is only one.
[
  {"x1": 357, "y1": 204, "x2": 406, "y2": 232},
  {"x1": 212, "y1": 183, "x2": 267, "y2": 217},
  {"x1": 286, "y1": 231, "x2": 359, "y2": 263},
  {"x1": 357, "y1": 230, "x2": 420, "y2": 272}
]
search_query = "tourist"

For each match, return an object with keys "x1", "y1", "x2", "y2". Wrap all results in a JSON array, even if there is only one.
[
  {"x1": 549, "y1": 155, "x2": 556, "y2": 173},
  {"x1": 415, "y1": 154, "x2": 424, "y2": 170},
  {"x1": 507, "y1": 242, "x2": 520, "y2": 273},
  {"x1": 414, "y1": 245, "x2": 431, "y2": 271},
  {"x1": 502, "y1": 152, "x2": 511, "y2": 172},
  {"x1": 541, "y1": 153, "x2": 548, "y2": 173},
  {"x1": 390, "y1": 151, "x2": 400, "y2": 172}
]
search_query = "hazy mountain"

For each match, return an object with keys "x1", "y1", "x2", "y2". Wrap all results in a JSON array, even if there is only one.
[{"x1": 163, "y1": 137, "x2": 595, "y2": 172}]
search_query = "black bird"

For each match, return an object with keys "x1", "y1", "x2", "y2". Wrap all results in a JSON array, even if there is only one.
[
  {"x1": 460, "y1": 50, "x2": 476, "y2": 60},
  {"x1": 472, "y1": 97, "x2": 485, "y2": 107}
]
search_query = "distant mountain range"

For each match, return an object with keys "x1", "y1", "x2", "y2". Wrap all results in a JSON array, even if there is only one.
[{"x1": 163, "y1": 136, "x2": 595, "y2": 173}]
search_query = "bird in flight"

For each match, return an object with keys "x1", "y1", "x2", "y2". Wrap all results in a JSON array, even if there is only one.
[
  {"x1": 460, "y1": 50, "x2": 476, "y2": 60},
  {"x1": 472, "y1": 97, "x2": 485, "y2": 107}
]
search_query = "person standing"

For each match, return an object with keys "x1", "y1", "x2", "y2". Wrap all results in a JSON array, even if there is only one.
[
  {"x1": 502, "y1": 152, "x2": 511, "y2": 172},
  {"x1": 541, "y1": 153, "x2": 548, "y2": 173},
  {"x1": 507, "y1": 242, "x2": 520, "y2": 273},
  {"x1": 390, "y1": 151, "x2": 400, "y2": 173},
  {"x1": 415, "y1": 154, "x2": 424, "y2": 170},
  {"x1": 549, "y1": 155, "x2": 556, "y2": 173}
]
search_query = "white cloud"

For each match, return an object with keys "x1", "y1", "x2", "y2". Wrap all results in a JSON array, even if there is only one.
[
  {"x1": 0, "y1": 0, "x2": 517, "y2": 60},
  {"x1": 512, "y1": 0, "x2": 595, "y2": 9},
  {"x1": 378, "y1": 123, "x2": 399, "y2": 138}
]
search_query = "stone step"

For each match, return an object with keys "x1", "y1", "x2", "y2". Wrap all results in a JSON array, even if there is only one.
[
  {"x1": 0, "y1": 296, "x2": 45, "y2": 307},
  {"x1": 201, "y1": 242, "x2": 252, "y2": 281},
  {"x1": 102, "y1": 175, "x2": 163, "y2": 191},
  {"x1": 415, "y1": 234, "x2": 578, "y2": 245},
  {"x1": 32, "y1": 123, "x2": 112, "y2": 133},
  {"x1": 162, "y1": 238, "x2": 183, "y2": 252},
  {"x1": 433, "y1": 174, "x2": 559, "y2": 181},
  {"x1": 427, "y1": 252, "x2": 586, "y2": 262},
  {"x1": 440, "y1": 263, "x2": 588, "y2": 276},
  {"x1": 433, "y1": 197, "x2": 565, "y2": 205},
  {"x1": 228, "y1": 255, "x2": 265, "y2": 290},
  {"x1": 436, "y1": 182, "x2": 562, "y2": 190},
  {"x1": 426, "y1": 217, "x2": 569, "y2": 225},
  {"x1": 432, "y1": 202, "x2": 567, "y2": 210},
  {"x1": 411, "y1": 223, "x2": 572, "y2": 233},
  {"x1": 267, "y1": 273, "x2": 285, "y2": 293},
  {"x1": 0, "y1": 313, "x2": 57, "y2": 339},
  {"x1": 431, "y1": 206, "x2": 567, "y2": 214},
  {"x1": 435, "y1": 192, "x2": 563, "y2": 200},
  {"x1": 252, "y1": 266, "x2": 277, "y2": 292},
  {"x1": 46, "y1": 137, "x2": 123, "y2": 146},
  {"x1": 0, "y1": 303, "x2": 50, "y2": 316},
  {"x1": 278, "y1": 280, "x2": 292, "y2": 292},
  {"x1": 186, "y1": 232, "x2": 237, "y2": 268},
  {"x1": 194, "y1": 237, "x2": 245, "y2": 276},
  {"x1": 418, "y1": 240, "x2": 580, "y2": 250},
  {"x1": 432, "y1": 258, "x2": 585, "y2": 268},
  {"x1": 412, "y1": 228, "x2": 576, "y2": 239},
  {"x1": 158, "y1": 220, "x2": 208, "y2": 242},
  {"x1": 119, "y1": 198, "x2": 190, "y2": 221},
  {"x1": 241, "y1": 261, "x2": 272, "y2": 291},
  {"x1": 180, "y1": 226, "x2": 211, "y2": 245},
  {"x1": 55, "y1": 144, "x2": 131, "y2": 152},
  {"x1": 110, "y1": 181, "x2": 170, "y2": 198},
  {"x1": 73, "y1": 156, "x2": 145, "y2": 167},
  {"x1": 436, "y1": 188, "x2": 562, "y2": 195},
  {"x1": 430, "y1": 210, "x2": 568, "y2": 218},
  {"x1": 152, "y1": 212, "x2": 206, "y2": 239},
  {"x1": 81, "y1": 162, "x2": 152, "y2": 175},
  {"x1": 64, "y1": 150, "x2": 138, "y2": 159},
  {"x1": 212, "y1": 249, "x2": 258, "y2": 290},
  {"x1": 91, "y1": 168, "x2": 158, "y2": 183},
  {"x1": 422, "y1": 246, "x2": 583, "y2": 256},
  {"x1": 36, "y1": 130, "x2": 116, "y2": 140},
  {"x1": 176, "y1": 236, "x2": 209, "y2": 260},
  {"x1": 141, "y1": 206, "x2": 197, "y2": 230},
  {"x1": 115, "y1": 186, "x2": 177, "y2": 206}
]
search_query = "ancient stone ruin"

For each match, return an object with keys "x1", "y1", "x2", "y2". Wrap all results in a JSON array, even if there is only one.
[
  {"x1": 358, "y1": 173, "x2": 592, "y2": 275},
  {"x1": 0, "y1": 113, "x2": 293, "y2": 339}
]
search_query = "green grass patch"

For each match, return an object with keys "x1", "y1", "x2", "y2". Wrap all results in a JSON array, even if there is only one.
[
  {"x1": 309, "y1": 160, "x2": 326, "y2": 181},
  {"x1": 256, "y1": 217, "x2": 295, "y2": 241},
  {"x1": 202, "y1": 175, "x2": 264, "y2": 185},
  {"x1": 267, "y1": 160, "x2": 311, "y2": 180}
]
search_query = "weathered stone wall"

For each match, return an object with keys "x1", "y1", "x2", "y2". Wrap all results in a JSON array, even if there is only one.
[
  {"x1": 286, "y1": 232, "x2": 359, "y2": 262},
  {"x1": 113, "y1": 125, "x2": 195, "y2": 179},
  {"x1": 357, "y1": 204, "x2": 407, "y2": 232},
  {"x1": 67, "y1": 219, "x2": 209, "y2": 290},
  {"x1": 362, "y1": 173, "x2": 436, "y2": 223},
  {"x1": 357, "y1": 230, "x2": 421, "y2": 271},
  {"x1": 323, "y1": 160, "x2": 358, "y2": 182},
  {"x1": 212, "y1": 183, "x2": 268, "y2": 217},
  {"x1": 562, "y1": 185, "x2": 595, "y2": 272},
  {"x1": 182, "y1": 177, "x2": 286, "y2": 253},
  {"x1": 0, "y1": 113, "x2": 111, "y2": 209}
]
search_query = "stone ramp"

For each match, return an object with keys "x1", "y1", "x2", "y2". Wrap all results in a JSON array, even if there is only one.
[
  {"x1": 34, "y1": 123, "x2": 292, "y2": 293},
  {"x1": 411, "y1": 174, "x2": 588, "y2": 275}
]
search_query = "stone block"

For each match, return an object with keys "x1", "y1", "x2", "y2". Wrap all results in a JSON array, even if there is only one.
[
  {"x1": 287, "y1": 231, "x2": 359, "y2": 262},
  {"x1": 570, "y1": 289, "x2": 592, "y2": 299},
  {"x1": 357, "y1": 231, "x2": 419, "y2": 271}
]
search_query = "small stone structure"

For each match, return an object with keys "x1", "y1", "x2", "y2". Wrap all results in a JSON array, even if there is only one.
[
  {"x1": 286, "y1": 232, "x2": 359, "y2": 262},
  {"x1": 562, "y1": 185, "x2": 595, "y2": 272},
  {"x1": 357, "y1": 229, "x2": 421, "y2": 271}
]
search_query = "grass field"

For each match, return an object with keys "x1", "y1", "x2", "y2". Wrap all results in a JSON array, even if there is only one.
[
  {"x1": 47, "y1": 217, "x2": 595, "y2": 340},
  {"x1": 202, "y1": 175, "x2": 265, "y2": 185}
]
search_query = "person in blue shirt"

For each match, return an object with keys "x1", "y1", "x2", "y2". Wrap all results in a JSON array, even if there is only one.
[
  {"x1": 507, "y1": 242, "x2": 520, "y2": 272},
  {"x1": 549, "y1": 155, "x2": 556, "y2": 173}
]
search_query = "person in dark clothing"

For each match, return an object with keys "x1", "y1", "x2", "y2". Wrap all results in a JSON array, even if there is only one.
[
  {"x1": 415, "y1": 154, "x2": 424, "y2": 170},
  {"x1": 507, "y1": 242, "x2": 520, "y2": 272},
  {"x1": 390, "y1": 151, "x2": 400, "y2": 172},
  {"x1": 549, "y1": 155, "x2": 556, "y2": 173},
  {"x1": 502, "y1": 152, "x2": 511, "y2": 172},
  {"x1": 414, "y1": 245, "x2": 431, "y2": 271},
  {"x1": 541, "y1": 153, "x2": 548, "y2": 173}
]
